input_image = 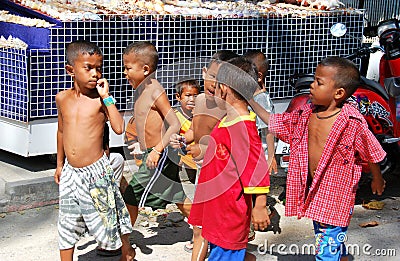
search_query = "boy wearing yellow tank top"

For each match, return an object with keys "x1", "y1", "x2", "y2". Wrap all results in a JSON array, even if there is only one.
[
  {"x1": 173, "y1": 79, "x2": 201, "y2": 182},
  {"x1": 173, "y1": 78, "x2": 200, "y2": 253}
]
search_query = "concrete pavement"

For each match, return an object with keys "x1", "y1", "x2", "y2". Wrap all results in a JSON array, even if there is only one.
[
  {"x1": 0, "y1": 148, "x2": 399, "y2": 260},
  {"x1": 1, "y1": 188, "x2": 399, "y2": 260},
  {"x1": 0, "y1": 149, "x2": 58, "y2": 213}
]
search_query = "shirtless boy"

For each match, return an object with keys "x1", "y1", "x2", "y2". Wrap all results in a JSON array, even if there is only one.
[
  {"x1": 121, "y1": 41, "x2": 188, "y2": 226},
  {"x1": 54, "y1": 40, "x2": 135, "y2": 261}
]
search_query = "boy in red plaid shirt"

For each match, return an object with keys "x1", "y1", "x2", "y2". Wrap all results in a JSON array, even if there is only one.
[{"x1": 250, "y1": 56, "x2": 386, "y2": 261}]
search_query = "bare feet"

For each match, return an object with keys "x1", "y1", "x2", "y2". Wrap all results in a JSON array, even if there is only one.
[
  {"x1": 120, "y1": 244, "x2": 136, "y2": 261},
  {"x1": 245, "y1": 251, "x2": 256, "y2": 261}
]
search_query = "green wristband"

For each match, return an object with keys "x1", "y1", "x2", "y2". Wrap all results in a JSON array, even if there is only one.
[{"x1": 103, "y1": 95, "x2": 116, "y2": 107}]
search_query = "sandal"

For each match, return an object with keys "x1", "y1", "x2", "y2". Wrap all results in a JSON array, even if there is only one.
[{"x1": 184, "y1": 240, "x2": 194, "y2": 253}]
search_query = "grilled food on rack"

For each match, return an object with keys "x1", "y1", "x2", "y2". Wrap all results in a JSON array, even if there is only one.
[
  {"x1": 0, "y1": 35, "x2": 28, "y2": 50},
  {"x1": 0, "y1": 10, "x2": 54, "y2": 27},
  {"x1": 9, "y1": 0, "x2": 352, "y2": 21}
]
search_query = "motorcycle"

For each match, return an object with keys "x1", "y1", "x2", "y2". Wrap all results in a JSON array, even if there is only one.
[{"x1": 275, "y1": 19, "x2": 400, "y2": 179}]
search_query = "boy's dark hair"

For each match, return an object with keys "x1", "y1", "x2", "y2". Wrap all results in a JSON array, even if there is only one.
[
  {"x1": 123, "y1": 41, "x2": 159, "y2": 71},
  {"x1": 175, "y1": 79, "x2": 201, "y2": 95},
  {"x1": 216, "y1": 56, "x2": 259, "y2": 101},
  {"x1": 207, "y1": 50, "x2": 239, "y2": 67},
  {"x1": 212, "y1": 50, "x2": 239, "y2": 61},
  {"x1": 243, "y1": 50, "x2": 269, "y2": 80},
  {"x1": 319, "y1": 56, "x2": 360, "y2": 98},
  {"x1": 66, "y1": 40, "x2": 103, "y2": 66}
]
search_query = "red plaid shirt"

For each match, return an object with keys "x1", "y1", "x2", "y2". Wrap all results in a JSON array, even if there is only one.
[{"x1": 270, "y1": 103, "x2": 386, "y2": 227}]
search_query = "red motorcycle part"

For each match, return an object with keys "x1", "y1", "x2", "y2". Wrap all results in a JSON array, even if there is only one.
[
  {"x1": 379, "y1": 56, "x2": 400, "y2": 138},
  {"x1": 388, "y1": 58, "x2": 400, "y2": 76},
  {"x1": 351, "y1": 88, "x2": 394, "y2": 136},
  {"x1": 286, "y1": 93, "x2": 310, "y2": 113}
]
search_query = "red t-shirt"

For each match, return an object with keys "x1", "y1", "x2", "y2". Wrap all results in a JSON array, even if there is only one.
[{"x1": 188, "y1": 113, "x2": 270, "y2": 250}]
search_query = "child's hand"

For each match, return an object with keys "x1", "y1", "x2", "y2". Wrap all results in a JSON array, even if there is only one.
[
  {"x1": 187, "y1": 143, "x2": 204, "y2": 159},
  {"x1": 96, "y1": 78, "x2": 110, "y2": 99},
  {"x1": 54, "y1": 167, "x2": 62, "y2": 184},
  {"x1": 371, "y1": 175, "x2": 385, "y2": 196},
  {"x1": 268, "y1": 157, "x2": 278, "y2": 175},
  {"x1": 170, "y1": 133, "x2": 183, "y2": 149},
  {"x1": 252, "y1": 205, "x2": 270, "y2": 231},
  {"x1": 146, "y1": 149, "x2": 161, "y2": 169}
]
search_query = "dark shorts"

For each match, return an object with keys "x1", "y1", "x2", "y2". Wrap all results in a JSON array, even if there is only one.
[{"x1": 123, "y1": 147, "x2": 185, "y2": 210}]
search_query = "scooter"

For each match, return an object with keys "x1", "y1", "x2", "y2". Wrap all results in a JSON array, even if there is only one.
[{"x1": 275, "y1": 19, "x2": 400, "y2": 178}]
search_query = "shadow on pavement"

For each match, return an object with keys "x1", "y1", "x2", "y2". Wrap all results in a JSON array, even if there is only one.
[
  {"x1": 355, "y1": 172, "x2": 400, "y2": 205},
  {"x1": 130, "y1": 219, "x2": 192, "y2": 255}
]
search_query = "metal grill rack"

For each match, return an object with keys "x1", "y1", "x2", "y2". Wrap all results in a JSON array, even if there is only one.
[
  {"x1": 0, "y1": 48, "x2": 28, "y2": 122},
  {"x1": 267, "y1": 13, "x2": 364, "y2": 97},
  {"x1": 1, "y1": 11, "x2": 364, "y2": 122}
]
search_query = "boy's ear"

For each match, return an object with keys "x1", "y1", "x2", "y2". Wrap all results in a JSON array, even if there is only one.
[
  {"x1": 65, "y1": 64, "x2": 74, "y2": 77},
  {"x1": 335, "y1": 87, "x2": 346, "y2": 100},
  {"x1": 143, "y1": 64, "x2": 150, "y2": 76},
  {"x1": 202, "y1": 67, "x2": 207, "y2": 79},
  {"x1": 175, "y1": 93, "x2": 181, "y2": 101},
  {"x1": 257, "y1": 71, "x2": 263, "y2": 83},
  {"x1": 219, "y1": 83, "x2": 228, "y2": 99}
]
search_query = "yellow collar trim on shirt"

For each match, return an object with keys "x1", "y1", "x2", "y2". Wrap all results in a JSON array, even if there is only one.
[
  {"x1": 244, "y1": 186, "x2": 270, "y2": 194},
  {"x1": 218, "y1": 111, "x2": 256, "y2": 128}
]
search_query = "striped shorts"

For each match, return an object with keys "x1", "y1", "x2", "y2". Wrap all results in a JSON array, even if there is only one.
[
  {"x1": 123, "y1": 146, "x2": 185, "y2": 210},
  {"x1": 58, "y1": 154, "x2": 132, "y2": 250}
]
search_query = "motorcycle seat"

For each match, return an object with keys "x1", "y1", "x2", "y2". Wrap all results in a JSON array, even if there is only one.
[{"x1": 360, "y1": 76, "x2": 389, "y2": 100}]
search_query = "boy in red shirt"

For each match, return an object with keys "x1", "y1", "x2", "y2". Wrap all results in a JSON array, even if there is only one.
[
  {"x1": 188, "y1": 57, "x2": 271, "y2": 261},
  {"x1": 250, "y1": 57, "x2": 386, "y2": 260}
]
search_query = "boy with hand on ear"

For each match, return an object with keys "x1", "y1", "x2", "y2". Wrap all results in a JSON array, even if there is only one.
[{"x1": 55, "y1": 40, "x2": 135, "y2": 261}]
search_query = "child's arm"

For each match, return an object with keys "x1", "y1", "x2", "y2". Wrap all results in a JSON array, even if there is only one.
[
  {"x1": 97, "y1": 78, "x2": 124, "y2": 135},
  {"x1": 184, "y1": 127, "x2": 194, "y2": 144},
  {"x1": 147, "y1": 91, "x2": 180, "y2": 169},
  {"x1": 54, "y1": 96, "x2": 64, "y2": 184},
  {"x1": 249, "y1": 98, "x2": 271, "y2": 125},
  {"x1": 369, "y1": 162, "x2": 385, "y2": 195},
  {"x1": 263, "y1": 129, "x2": 278, "y2": 174},
  {"x1": 252, "y1": 194, "x2": 270, "y2": 230}
]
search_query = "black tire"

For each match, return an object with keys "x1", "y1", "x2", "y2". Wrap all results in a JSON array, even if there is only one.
[{"x1": 380, "y1": 141, "x2": 400, "y2": 178}]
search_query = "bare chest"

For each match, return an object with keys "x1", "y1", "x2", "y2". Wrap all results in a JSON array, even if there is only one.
[{"x1": 308, "y1": 115, "x2": 337, "y2": 147}]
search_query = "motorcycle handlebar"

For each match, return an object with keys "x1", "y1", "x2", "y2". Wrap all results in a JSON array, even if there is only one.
[
  {"x1": 291, "y1": 46, "x2": 385, "y2": 89},
  {"x1": 344, "y1": 46, "x2": 384, "y2": 61}
]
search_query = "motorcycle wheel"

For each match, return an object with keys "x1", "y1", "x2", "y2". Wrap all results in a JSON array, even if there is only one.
[{"x1": 380, "y1": 141, "x2": 400, "y2": 178}]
